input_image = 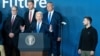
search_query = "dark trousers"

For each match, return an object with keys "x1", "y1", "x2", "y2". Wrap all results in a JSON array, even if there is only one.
[
  {"x1": 4, "y1": 44, "x2": 20, "y2": 56},
  {"x1": 57, "y1": 41, "x2": 61, "y2": 56},
  {"x1": 48, "y1": 40, "x2": 61, "y2": 56}
]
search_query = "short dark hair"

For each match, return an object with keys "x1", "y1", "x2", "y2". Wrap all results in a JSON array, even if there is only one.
[
  {"x1": 11, "y1": 6, "x2": 18, "y2": 10},
  {"x1": 28, "y1": 0, "x2": 34, "y2": 4},
  {"x1": 84, "y1": 16, "x2": 92, "y2": 24}
]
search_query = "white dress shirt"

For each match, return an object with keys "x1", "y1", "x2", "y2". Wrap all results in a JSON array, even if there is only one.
[
  {"x1": 11, "y1": 15, "x2": 16, "y2": 20},
  {"x1": 48, "y1": 10, "x2": 54, "y2": 21},
  {"x1": 36, "y1": 21, "x2": 42, "y2": 31},
  {"x1": 29, "y1": 9, "x2": 35, "y2": 21}
]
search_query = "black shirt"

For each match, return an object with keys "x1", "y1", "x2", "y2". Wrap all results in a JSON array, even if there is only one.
[{"x1": 78, "y1": 26, "x2": 98, "y2": 51}]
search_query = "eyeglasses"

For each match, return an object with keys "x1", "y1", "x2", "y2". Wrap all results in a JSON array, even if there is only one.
[{"x1": 12, "y1": 10, "x2": 17, "y2": 11}]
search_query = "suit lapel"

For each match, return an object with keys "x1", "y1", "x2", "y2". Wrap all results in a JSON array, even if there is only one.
[
  {"x1": 27, "y1": 11, "x2": 30, "y2": 23},
  {"x1": 47, "y1": 11, "x2": 55, "y2": 24},
  {"x1": 50, "y1": 12, "x2": 54, "y2": 24},
  {"x1": 12, "y1": 15, "x2": 18, "y2": 28},
  {"x1": 33, "y1": 22, "x2": 44, "y2": 33},
  {"x1": 9, "y1": 16, "x2": 12, "y2": 25},
  {"x1": 13, "y1": 15, "x2": 17, "y2": 25},
  {"x1": 34, "y1": 22, "x2": 37, "y2": 32},
  {"x1": 28, "y1": 10, "x2": 36, "y2": 24},
  {"x1": 32, "y1": 10, "x2": 36, "y2": 22},
  {"x1": 39, "y1": 22, "x2": 43, "y2": 32}
]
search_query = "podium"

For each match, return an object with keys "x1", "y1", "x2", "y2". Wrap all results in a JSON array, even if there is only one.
[{"x1": 18, "y1": 33, "x2": 50, "y2": 56}]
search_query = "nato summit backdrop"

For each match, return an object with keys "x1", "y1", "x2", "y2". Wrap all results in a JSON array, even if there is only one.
[{"x1": 0, "y1": 0, "x2": 100, "y2": 56}]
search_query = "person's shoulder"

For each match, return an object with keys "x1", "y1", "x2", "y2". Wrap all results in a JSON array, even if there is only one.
[
  {"x1": 32, "y1": 21, "x2": 36, "y2": 25},
  {"x1": 53, "y1": 11, "x2": 61, "y2": 17},
  {"x1": 91, "y1": 26, "x2": 97, "y2": 31},
  {"x1": 54, "y1": 11, "x2": 60, "y2": 14},
  {"x1": 54, "y1": 11, "x2": 59, "y2": 13},
  {"x1": 17, "y1": 15, "x2": 22, "y2": 18},
  {"x1": 81, "y1": 27, "x2": 86, "y2": 31},
  {"x1": 43, "y1": 12, "x2": 48, "y2": 18},
  {"x1": 6, "y1": 14, "x2": 11, "y2": 19},
  {"x1": 3, "y1": 16, "x2": 10, "y2": 23},
  {"x1": 24, "y1": 10, "x2": 29, "y2": 14},
  {"x1": 42, "y1": 22, "x2": 48, "y2": 26},
  {"x1": 16, "y1": 15, "x2": 23, "y2": 20},
  {"x1": 43, "y1": 12, "x2": 48, "y2": 15}
]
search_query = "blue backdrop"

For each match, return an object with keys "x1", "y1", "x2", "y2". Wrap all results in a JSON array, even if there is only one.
[{"x1": 0, "y1": 0, "x2": 100, "y2": 56}]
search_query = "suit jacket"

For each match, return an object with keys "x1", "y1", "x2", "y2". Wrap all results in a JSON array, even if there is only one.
[
  {"x1": 43, "y1": 11, "x2": 61, "y2": 39},
  {"x1": 25, "y1": 21, "x2": 50, "y2": 44},
  {"x1": 26, "y1": 21, "x2": 49, "y2": 33},
  {"x1": 24, "y1": 10, "x2": 38, "y2": 32},
  {"x1": 0, "y1": 11, "x2": 2, "y2": 44},
  {"x1": 0, "y1": 30, "x2": 3, "y2": 45},
  {"x1": 2, "y1": 15, "x2": 24, "y2": 47}
]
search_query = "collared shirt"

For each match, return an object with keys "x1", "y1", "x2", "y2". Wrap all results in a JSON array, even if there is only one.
[
  {"x1": 48, "y1": 10, "x2": 54, "y2": 21},
  {"x1": 36, "y1": 21, "x2": 42, "y2": 31},
  {"x1": 29, "y1": 9, "x2": 35, "y2": 20},
  {"x1": 11, "y1": 15, "x2": 16, "y2": 20}
]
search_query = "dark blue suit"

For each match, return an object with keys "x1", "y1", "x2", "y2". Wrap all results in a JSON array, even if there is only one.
[
  {"x1": 24, "y1": 10, "x2": 38, "y2": 32},
  {"x1": 43, "y1": 11, "x2": 61, "y2": 56},
  {"x1": 25, "y1": 21, "x2": 50, "y2": 52},
  {"x1": 26, "y1": 21, "x2": 49, "y2": 33}
]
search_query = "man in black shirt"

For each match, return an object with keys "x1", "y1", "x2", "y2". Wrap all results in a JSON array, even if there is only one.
[{"x1": 78, "y1": 16, "x2": 98, "y2": 56}]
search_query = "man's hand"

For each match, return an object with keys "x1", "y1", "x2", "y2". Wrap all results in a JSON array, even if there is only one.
[
  {"x1": 49, "y1": 25, "x2": 53, "y2": 32},
  {"x1": 57, "y1": 37, "x2": 61, "y2": 41},
  {"x1": 90, "y1": 51, "x2": 94, "y2": 56},
  {"x1": 9, "y1": 33, "x2": 14, "y2": 38},
  {"x1": 20, "y1": 25, "x2": 25, "y2": 32},
  {"x1": 78, "y1": 49, "x2": 82, "y2": 54}
]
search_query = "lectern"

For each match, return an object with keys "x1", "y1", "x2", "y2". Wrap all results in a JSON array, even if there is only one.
[{"x1": 18, "y1": 33, "x2": 50, "y2": 56}]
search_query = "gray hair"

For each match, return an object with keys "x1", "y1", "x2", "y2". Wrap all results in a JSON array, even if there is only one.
[
  {"x1": 11, "y1": 6, "x2": 18, "y2": 10},
  {"x1": 36, "y1": 11, "x2": 43, "y2": 17}
]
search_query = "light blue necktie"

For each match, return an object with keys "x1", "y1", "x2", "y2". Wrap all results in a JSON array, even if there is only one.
[
  {"x1": 48, "y1": 12, "x2": 51, "y2": 24},
  {"x1": 37, "y1": 22, "x2": 40, "y2": 33}
]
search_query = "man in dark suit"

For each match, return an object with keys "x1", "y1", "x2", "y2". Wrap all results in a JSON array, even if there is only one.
[
  {"x1": 43, "y1": 2, "x2": 61, "y2": 56},
  {"x1": 26, "y1": 11, "x2": 49, "y2": 34},
  {"x1": 2, "y1": 6, "x2": 24, "y2": 56},
  {"x1": 25, "y1": 11, "x2": 50, "y2": 53},
  {"x1": 20, "y1": 0, "x2": 38, "y2": 32},
  {"x1": 0, "y1": 11, "x2": 5, "y2": 56}
]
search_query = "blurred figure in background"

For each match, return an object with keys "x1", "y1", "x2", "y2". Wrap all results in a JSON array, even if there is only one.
[
  {"x1": 0, "y1": 11, "x2": 5, "y2": 56},
  {"x1": 0, "y1": 11, "x2": 2, "y2": 24}
]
